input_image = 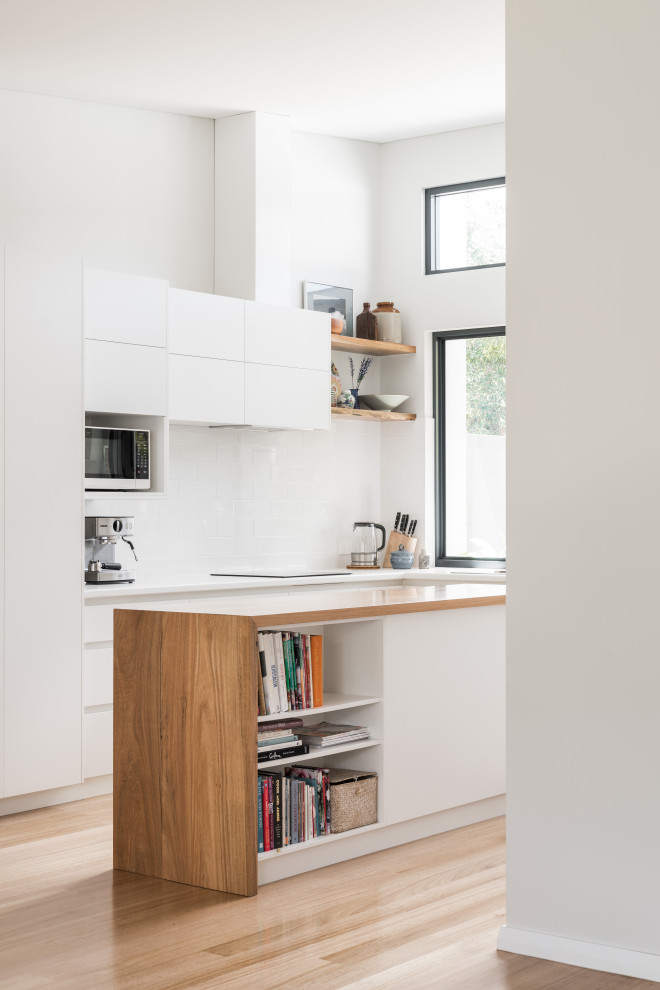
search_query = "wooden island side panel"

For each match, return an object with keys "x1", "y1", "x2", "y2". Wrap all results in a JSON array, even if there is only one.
[
  {"x1": 114, "y1": 610, "x2": 258, "y2": 897},
  {"x1": 113, "y1": 609, "x2": 164, "y2": 878}
]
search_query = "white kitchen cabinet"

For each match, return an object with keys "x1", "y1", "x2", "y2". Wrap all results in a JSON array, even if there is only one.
[
  {"x1": 84, "y1": 268, "x2": 167, "y2": 348},
  {"x1": 2, "y1": 244, "x2": 83, "y2": 797},
  {"x1": 84, "y1": 648, "x2": 114, "y2": 708},
  {"x1": 169, "y1": 288, "x2": 244, "y2": 362},
  {"x1": 84, "y1": 712, "x2": 113, "y2": 779},
  {"x1": 85, "y1": 339, "x2": 166, "y2": 416},
  {"x1": 382, "y1": 605, "x2": 505, "y2": 825},
  {"x1": 245, "y1": 363, "x2": 329, "y2": 430},
  {"x1": 169, "y1": 354, "x2": 244, "y2": 425},
  {"x1": 244, "y1": 301, "x2": 329, "y2": 370}
]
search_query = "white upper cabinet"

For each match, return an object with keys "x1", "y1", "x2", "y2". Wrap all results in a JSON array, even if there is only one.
[
  {"x1": 169, "y1": 354, "x2": 244, "y2": 425},
  {"x1": 244, "y1": 363, "x2": 329, "y2": 430},
  {"x1": 244, "y1": 301, "x2": 329, "y2": 371},
  {"x1": 85, "y1": 339, "x2": 167, "y2": 416},
  {"x1": 169, "y1": 288, "x2": 244, "y2": 362},
  {"x1": 84, "y1": 268, "x2": 167, "y2": 348}
]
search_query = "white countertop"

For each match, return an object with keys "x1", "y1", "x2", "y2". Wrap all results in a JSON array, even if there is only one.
[{"x1": 83, "y1": 566, "x2": 506, "y2": 601}]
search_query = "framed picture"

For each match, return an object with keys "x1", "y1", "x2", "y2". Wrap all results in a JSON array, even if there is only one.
[{"x1": 303, "y1": 282, "x2": 354, "y2": 337}]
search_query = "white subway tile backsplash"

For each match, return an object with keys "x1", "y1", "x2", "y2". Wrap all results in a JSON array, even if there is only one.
[{"x1": 92, "y1": 418, "x2": 387, "y2": 576}]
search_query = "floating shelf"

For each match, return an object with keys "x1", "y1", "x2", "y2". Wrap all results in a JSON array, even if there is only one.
[
  {"x1": 331, "y1": 407, "x2": 416, "y2": 422},
  {"x1": 331, "y1": 336, "x2": 416, "y2": 357}
]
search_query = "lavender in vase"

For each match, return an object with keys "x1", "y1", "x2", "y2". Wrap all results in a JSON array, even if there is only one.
[{"x1": 349, "y1": 356, "x2": 373, "y2": 409}]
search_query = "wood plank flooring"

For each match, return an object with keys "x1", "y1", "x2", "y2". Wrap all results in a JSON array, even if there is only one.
[{"x1": 0, "y1": 796, "x2": 656, "y2": 989}]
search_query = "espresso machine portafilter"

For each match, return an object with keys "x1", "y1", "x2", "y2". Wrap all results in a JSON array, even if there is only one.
[{"x1": 84, "y1": 516, "x2": 138, "y2": 584}]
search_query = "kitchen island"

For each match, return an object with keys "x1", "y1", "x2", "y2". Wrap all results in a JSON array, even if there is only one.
[{"x1": 114, "y1": 583, "x2": 505, "y2": 896}]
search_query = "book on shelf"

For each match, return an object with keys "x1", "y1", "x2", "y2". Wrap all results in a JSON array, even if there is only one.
[
  {"x1": 258, "y1": 766, "x2": 331, "y2": 850},
  {"x1": 256, "y1": 630, "x2": 324, "y2": 716},
  {"x1": 257, "y1": 743, "x2": 310, "y2": 764},
  {"x1": 258, "y1": 716, "x2": 304, "y2": 731},
  {"x1": 296, "y1": 721, "x2": 371, "y2": 747},
  {"x1": 258, "y1": 733, "x2": 298, "y2": 748},
  {"x1": 258, "y1": 738, "x2": 303, "y2": 754}
]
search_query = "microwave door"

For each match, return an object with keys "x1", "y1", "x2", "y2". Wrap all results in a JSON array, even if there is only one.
[{"x1": 85, "y1": 428, "x2": 137, "y2": 490}]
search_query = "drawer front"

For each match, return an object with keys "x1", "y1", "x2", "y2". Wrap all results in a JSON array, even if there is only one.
[
  {"x1": 83, "y1": 711, "x2": 113, "y2": 779},
  {"x1": 244, "y1": 301, "x2": 329, "y2": 370},
  {"x1": 85, "y1": 340, "x2": 166, "y2": 416},
  {"x1": 84, "y1": 268, "x2": 167, "y2": 347},
  {"x1": 245, "y1": 363, "x2": 329, "y2": 430},
  {"x1": 84, "y1": 647, "x2": 113, "y2": 707},
  {"x1": 169, "y1": 289, "x2": 244, "y2": 361},
  {"x1": 85, "y1": 604, "x2": 114, "y2": 644},
  {"x1": 169, "y1": 355, "x2": 244, "y2": 425}
]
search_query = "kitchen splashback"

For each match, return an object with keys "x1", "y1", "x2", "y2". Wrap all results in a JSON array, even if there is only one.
[{"x1": 85, "y1": 418, "x2": 380, "y2": 577}]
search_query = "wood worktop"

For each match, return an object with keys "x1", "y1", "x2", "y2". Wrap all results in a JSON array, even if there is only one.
[{"x1": 137, "y1": 582, "x2": 505, "y2": 627}]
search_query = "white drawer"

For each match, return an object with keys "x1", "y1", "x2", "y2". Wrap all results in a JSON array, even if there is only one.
[
  {"x1": 84, "y1": 647, "x2": 113, "y2": 707},
  {"x1": 84, "y1": 604, "x2": 115, "y2": 643},
  {"x1": 83, "y1": 710, "x2": 113, "y2": 779},
  {"x1": 84, "y1": 598, "x2": 192, "y2": 644}
]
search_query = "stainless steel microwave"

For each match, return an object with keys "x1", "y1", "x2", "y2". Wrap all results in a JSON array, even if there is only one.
[{"x1": 85, "y1": 427, "x2": 150, "y2": 491}]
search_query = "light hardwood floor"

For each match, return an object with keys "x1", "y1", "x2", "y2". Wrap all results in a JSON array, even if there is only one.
[{"x1": 0, "y1": 796, "x2": 655, "y2": 989}]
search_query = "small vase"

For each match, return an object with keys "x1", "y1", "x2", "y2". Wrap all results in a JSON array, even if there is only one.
[
  {"x1": 337, "y1": 390, "x2": 355, "y2": 409},
  {"x1": 350, "y1": 388, "x2": 360, "y2": 409}
]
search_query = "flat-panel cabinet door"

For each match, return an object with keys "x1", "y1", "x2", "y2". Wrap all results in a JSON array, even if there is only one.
[
  {"x1": 3, "y1": 244, "x2": 83, "y2": 797},
  {"x1": 244, "y1": 301, "x2": 329, "y2": 370},
  {"x1": 85, "y1": 339, "x2": 166, "y2": 416},
  {"x1": 245, "y1": 363, "x2": 329, "y2": 430},
  {"x1": 169, "y1": 355, "x2": 244, "y2": 425},
  {"x1": 84, "y1": 268, "x2": 167, "y2": 348},
  {"x1": 169, "y1": 288, "x2": 244, "y2": 362},
  {"x1": 382, "y1": 605, "x2": 505, "y2": 825},
  {"x1": 84, "y1": 711, "x2": 113, "y2": 778}
]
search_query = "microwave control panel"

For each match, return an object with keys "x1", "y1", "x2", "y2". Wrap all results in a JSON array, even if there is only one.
[{"x1": 135, "y1": 431, "x2": 149, "y2": 481}]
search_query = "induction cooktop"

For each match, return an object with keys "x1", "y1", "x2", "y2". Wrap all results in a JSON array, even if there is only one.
[{"x1": 210, "y1": 570, "x2": 352, "y2": 579}]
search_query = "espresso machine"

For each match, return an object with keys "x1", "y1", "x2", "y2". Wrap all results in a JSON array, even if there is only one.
[{"x1": 84, "y1": 516, "x2": 138, "y2": 584}]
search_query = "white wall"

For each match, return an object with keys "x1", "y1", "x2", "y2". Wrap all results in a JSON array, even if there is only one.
[
  {"x1": 504, "y1": 1, "x2": 660, "y2": 980},
  {"x1": 378, "y1": 125, "x2": 505, "y2": 558},
  {"x1": 0, "y1": 89, "x2": 214, "y2": 289},
  {"x1": 290, "y1": 131, "x2": 381, "y2": 397}
]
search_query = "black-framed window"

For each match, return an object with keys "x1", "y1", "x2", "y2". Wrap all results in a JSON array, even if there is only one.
[
  {"x1": 425, "y1": 177, "x2": 506, "y2": 275},
  {"x1": 433, "y1": 328, "x2": 506, "y2": 569}
]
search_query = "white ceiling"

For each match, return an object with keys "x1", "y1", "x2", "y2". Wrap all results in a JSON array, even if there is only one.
[{"x1": 0, "y1": 0, "x2": 504, "y2": 143}]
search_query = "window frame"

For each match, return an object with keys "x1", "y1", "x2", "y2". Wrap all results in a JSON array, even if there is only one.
[
  {"x1": 433, "y1": 326, "x2": 506, "y2": 569},
  {"x1": 425, "y1": 177, "x2": 506, "y2": 275}
]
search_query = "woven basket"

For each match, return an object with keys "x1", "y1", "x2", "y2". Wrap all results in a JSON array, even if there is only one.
[{"x1": 328, "y1": 768, "x2": 378, "y2": 833}]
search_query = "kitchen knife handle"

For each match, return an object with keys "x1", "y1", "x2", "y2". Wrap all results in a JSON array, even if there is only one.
[{"x1": 394, "y1": 512, "x2": 401, "y2": 533}]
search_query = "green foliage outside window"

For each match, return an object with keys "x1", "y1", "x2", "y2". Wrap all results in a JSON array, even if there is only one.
[{"x1": 465, "y1": 336, "x2": 506, "y2": 436}]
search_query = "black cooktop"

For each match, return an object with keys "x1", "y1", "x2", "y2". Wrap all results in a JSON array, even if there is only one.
[{"x1": 210, "y1": 571, "x2": 352, "y2": 579}]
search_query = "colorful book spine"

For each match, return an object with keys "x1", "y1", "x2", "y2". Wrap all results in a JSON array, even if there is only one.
[
  {"x1": 310, "y1": 635, "x2": 323, "y2": 707},
  {"x1": 268, "y1": 776, "x2": 274, "y2": 851},
  {"x1": 273, "y1": 633, "x2": 289, "y2": 712},
  {"x1": 262, "y1": 775, "x2": 270, "y2": 852},
  {"x1": 257, "y1": 777, "x2": 264, "y2": 852}
]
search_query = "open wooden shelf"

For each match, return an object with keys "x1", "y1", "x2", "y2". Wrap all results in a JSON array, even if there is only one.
[
  {"x1": 331, "y1": 336, "x2": 416, "y2": 357},
  {"x1": 258, "y1": 693, "x2": 380, "y2": 724},
  {"x1": 331, "y1": 407, "x2": 416, "y2": 422}
]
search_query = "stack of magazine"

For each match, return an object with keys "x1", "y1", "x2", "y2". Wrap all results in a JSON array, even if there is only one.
[{"x1": 295, "y1": 721, "x2": 371, "y2": 748}]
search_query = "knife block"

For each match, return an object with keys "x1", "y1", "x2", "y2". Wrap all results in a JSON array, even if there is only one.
[{"x1": 383, "y1": 531, "x2": 417, "y2": 568}]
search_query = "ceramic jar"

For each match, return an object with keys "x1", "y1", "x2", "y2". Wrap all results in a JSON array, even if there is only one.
[{"x1": 373, "y1": 301, "x2": 402, "y2": 344}]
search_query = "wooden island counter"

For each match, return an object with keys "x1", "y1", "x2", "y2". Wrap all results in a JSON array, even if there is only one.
[{"x1": 113, "y1": 583, "x2": 505, "y2": 896}]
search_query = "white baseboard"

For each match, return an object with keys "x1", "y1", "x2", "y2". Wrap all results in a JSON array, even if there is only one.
[
  {"x1": 0, "y1": 775, "x2": 113, "y2": 816},
  {"x1": 498, "y1": 926, "x2": 660, "y2": 984}
]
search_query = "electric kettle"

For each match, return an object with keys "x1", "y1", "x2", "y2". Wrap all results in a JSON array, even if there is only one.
[{"x1": 351, "y1": 521, "x2": 386, "y2": 567}]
